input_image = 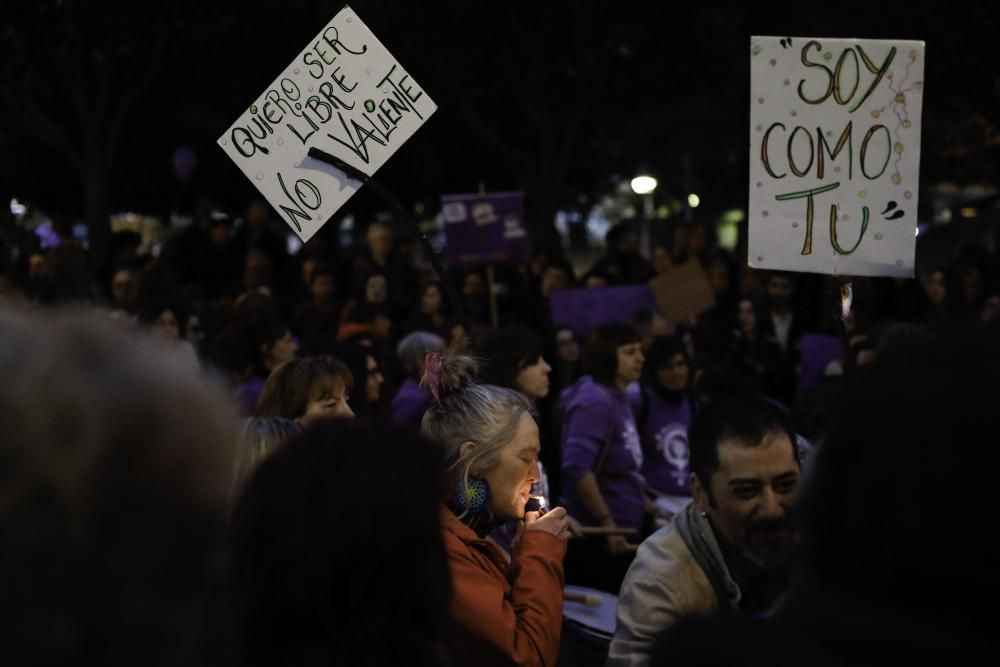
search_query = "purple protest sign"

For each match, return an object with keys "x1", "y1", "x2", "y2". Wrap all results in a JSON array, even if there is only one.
[
  {"x1": 441, "y1": 192, "x2": 530, "y2": 264},
  {"x1": 550, "y1": 285, "x2": 659, "y2": 340}
]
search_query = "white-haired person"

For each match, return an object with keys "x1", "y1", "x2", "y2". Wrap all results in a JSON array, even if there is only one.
[
  {"x1": 421, "y1": 353, "x2": 571, "y2": 667},
  {"x1": 391, "y1": 330, "x2": 445, "y2": 428}
]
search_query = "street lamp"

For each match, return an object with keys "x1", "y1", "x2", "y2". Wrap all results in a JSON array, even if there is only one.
[
  {"x1": 631, "y1": 175, "x2": 658, "y2": 256},
  {"x1": 631, "y1": 175, "x2": 657, "y2": 195}
]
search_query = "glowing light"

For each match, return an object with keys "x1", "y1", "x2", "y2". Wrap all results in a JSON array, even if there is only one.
[
  {"x1": 630, "y1": 175, "x2": 658, "y2": 195},
  {"x1": 687, "y1": 194, "x2": 701, "y2": 208},
  {"x1": 960, "y1": 207, "x2": 978, "y2": 219}
]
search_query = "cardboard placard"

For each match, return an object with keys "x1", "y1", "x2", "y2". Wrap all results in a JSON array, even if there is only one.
[
  {"x1": 749, "y1": 36, "x2": 925, "y2": 277},
  {"x1": 647, "y1": 260, "x2": 716, "y2": 324},
  {"x1": 219, "y1": 7, "x2": 436, "y2": 241}
]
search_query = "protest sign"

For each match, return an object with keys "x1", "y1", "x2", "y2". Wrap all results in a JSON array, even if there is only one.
[
  {"x1": 219, "y1": 6, "x2": 436, "y2": 242},
  {"x1": 647, "y1": 260, "x2": 716, "y2": 325},
  {"x1": 441, "y1": 192, "x2": 530, "y2": 264},
  {"x1": 749, "y1": 37, "x2": 924, "y2": 277},
  {"x1": 549, "y1": 285, "x2": 659, "y2": 340}
]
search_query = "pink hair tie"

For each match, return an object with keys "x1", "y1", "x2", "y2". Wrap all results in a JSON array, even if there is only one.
[{"x1": 423, "y1": 352, "x2": 446, "y2": 404}]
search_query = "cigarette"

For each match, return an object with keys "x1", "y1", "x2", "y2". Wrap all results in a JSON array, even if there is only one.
[{"x1": 564, "y1": 590, "x2": 602, "y2": 607}]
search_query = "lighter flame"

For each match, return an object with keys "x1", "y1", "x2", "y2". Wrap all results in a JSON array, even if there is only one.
[{"x1": 530, "y1": 494, "x2": 548, "y2": 512}]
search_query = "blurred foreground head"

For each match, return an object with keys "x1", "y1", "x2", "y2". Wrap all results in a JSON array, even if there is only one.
[
  {"x1": 799, "y1": 323, "x2": 1000, "y2": 632},
  {"x1": 0, "y1": 308, "x2": 238, "y2": 665},
  {"x1": 230, "y1": 419, "x2": 451, "y2": 667}
]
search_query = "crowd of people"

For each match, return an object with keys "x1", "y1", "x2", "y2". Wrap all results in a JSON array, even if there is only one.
[{"x1": 2, "y1": 197, "x2": 999, "y2": 666}]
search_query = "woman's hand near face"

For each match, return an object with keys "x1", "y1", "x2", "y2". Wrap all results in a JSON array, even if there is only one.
[{"x1": 523, "y1": 506, "x2": 572, "y2": 541}]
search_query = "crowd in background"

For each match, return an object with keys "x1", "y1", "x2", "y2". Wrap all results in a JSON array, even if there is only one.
[
  {"x1": 2, "y1": 196, "x2": 1000, "y2": 666},
  {"x1": 3, "y1": 196, "x2": 999, "y2": 445}
]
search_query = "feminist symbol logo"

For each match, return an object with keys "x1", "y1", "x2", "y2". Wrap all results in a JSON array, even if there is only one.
[{"x1": 656, "y1": 424, "x2": 690, "y2": 486}]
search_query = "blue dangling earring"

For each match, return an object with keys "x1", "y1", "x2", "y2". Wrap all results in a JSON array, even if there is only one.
[{"x1": 452, "y1": 475, "x2": 491, "y2": 515}]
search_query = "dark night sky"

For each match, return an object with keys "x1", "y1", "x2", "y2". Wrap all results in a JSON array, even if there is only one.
[{"x1": 1, "y1": 0, "x2": 998, "y2": 233}]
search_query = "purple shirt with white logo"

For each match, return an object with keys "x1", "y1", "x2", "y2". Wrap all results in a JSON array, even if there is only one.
[
  {"x1": 628, "y1": 384, "x2": 693, "y2": 497},
  {"x1": 560, "y1": 376, "x2": 645, "y2": 530}
]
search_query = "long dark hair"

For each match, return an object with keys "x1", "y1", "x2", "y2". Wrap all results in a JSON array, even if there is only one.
[
  {"x1": 583, "y1": 322, "x2": 642, "y2": 387},
  {"x1": 642, "y1": 334, "x2": 691, "y2": 400}
]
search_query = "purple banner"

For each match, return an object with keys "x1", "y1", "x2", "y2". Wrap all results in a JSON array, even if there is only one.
[
  {"x1": 441, "y1": 192, "x2": 530, "y2": 264},
  {"x1": 550, "y1": 285, "x2": 659, "y2": 340}
]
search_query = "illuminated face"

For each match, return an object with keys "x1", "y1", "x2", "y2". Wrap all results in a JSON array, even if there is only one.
[
  {"x1": 615, "y1": 342, "x2": 645, "y2": 386},
  {"x1": 421, "y1": 285, "x2": 443, "y2": 315},
  {"x1": 515, "y1": 356, "x2": 552, "y2": 399},
  {"x1": 266, "y1": 330, "x2": 298, "y2": 368},
  {"x1": 555, "y1": 330, "x2": 579, "y2": 363},
  {"x1": 479, "y1": 413, "x2": 541, "y2": 521},
  {"x1": 692, "y1": 432, "x2": 800, "y2": 570},
  {"x1": 925, "y1": 271, "x2": 946, "y2": 306},
  {"x1": 367, "y1": 225, "x2": 394, "y2": 259},
  {"x1": 365, "y1": 275, "x2": 388, "y2": 304},
  {"x1": 153, "y1": 309, "x2": 180, "y2": 341},
  {"x1": 302, "y1": 379, "x2": 353, "y2": 423},
  {"x1": 656, "y1": 353, "x2": 689, "y2": 393}
]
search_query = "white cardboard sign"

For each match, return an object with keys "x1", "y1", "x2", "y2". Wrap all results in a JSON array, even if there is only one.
[
  {"x1": 749, "y1": 36, "x2": 924, "y2": 277},
  {"x1": 218, "y1": 6, "x2": 436, "y2": 241}
]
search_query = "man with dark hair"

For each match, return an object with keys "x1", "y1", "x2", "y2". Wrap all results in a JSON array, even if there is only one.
[
  {"x1": 649, "y1": 327, "x2": 1000, "y2": 667},
  {"x1": 606, "y1": 397, "x2": 800, "y2": 666}
]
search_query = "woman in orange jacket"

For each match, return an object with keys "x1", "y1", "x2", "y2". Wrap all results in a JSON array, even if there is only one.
[{"x1": 422, "y1": 353, "x2": 572, "y2": 667}]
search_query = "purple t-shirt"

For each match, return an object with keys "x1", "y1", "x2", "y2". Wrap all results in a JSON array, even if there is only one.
[
  {"x1": 560, "y1": 376, "x2": 645, "y2": 530},
  {"x1": 628, "y1": 384, "x2": 693, "y2": 497},
  {"x1": 391, "y1": 377, "x2": 434, "y2": 428}
]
